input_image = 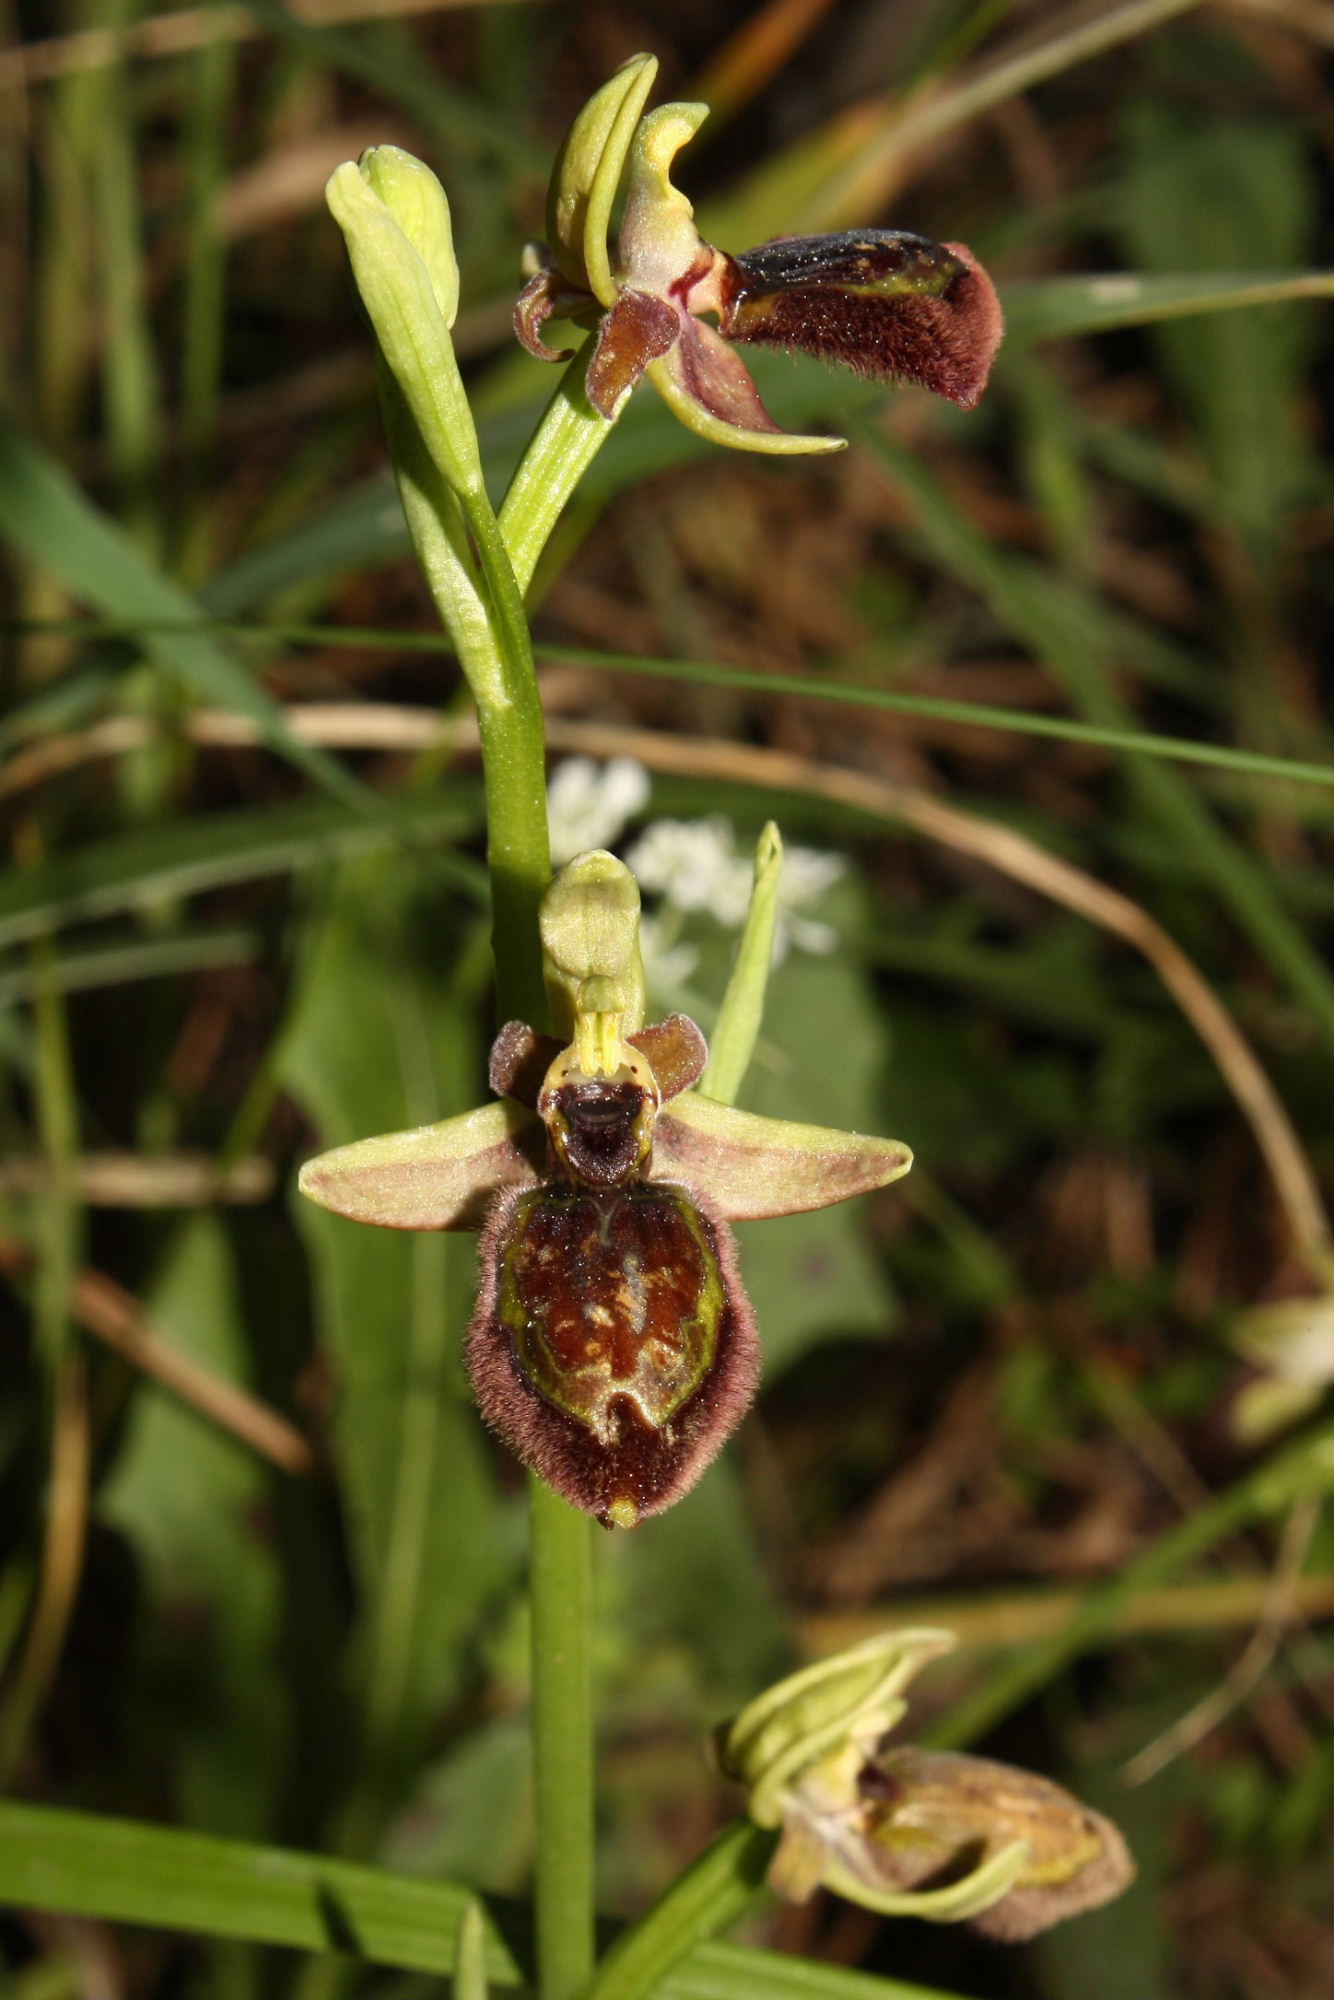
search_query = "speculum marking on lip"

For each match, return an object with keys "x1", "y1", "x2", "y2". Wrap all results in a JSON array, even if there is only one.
[{"x1": 498, "y1": 1181, "x2": 723, "y2": 1439}]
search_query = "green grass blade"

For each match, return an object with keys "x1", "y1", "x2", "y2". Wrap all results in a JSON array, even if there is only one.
[
  {"x1": 0, "y1": 928, "x2": 258, "y2": 1008},
  {"x1": 0, "y1": 1801, "x2": 524, "y2": 1984},
  {"x1": 92, "y1": 0, "x2": 161, "y2": 540},
  {"x1": 0, "y1": 1801, "x2": 969, "y2": 1998},
  {"x1": 535, "y1": 648, "x2": 1331, "y2": 790},
  {"x1": 855, "y1": 426, "x2": 1334, "y2": 1033},
  {"x1": 0, "y1": 792, "x2": 481, "y2": 952},
  {"x1": 12, "y1": 623, "x2": 1328, "y2": 788},
  {"x1": 0, "y1": 419, "x2": 376, "y2": 813},
  {"x1": 1003, "y1": 269, "x2": 1334, "y2": 345}
]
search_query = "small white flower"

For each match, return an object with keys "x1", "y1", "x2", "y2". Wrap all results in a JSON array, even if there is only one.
[
  {"x1": 626, "y1": 816, "x2": 846, "y2": 962},
  {"x1": 638, "y1": 912, "x2": 701, "y2": 994},
  {"x1": 547, "y1": 756, "x2": 651, "y2": 866},
  {"x1": 625, "y1": 817, "x2": 751, "y2": 923}
]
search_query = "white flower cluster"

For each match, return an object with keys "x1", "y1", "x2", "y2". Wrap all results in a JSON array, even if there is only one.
[
  {"x1": 547, "y1": 755, "x2": 652, "y2": 867},
  {"x1": 546, "y1": 757, "x2": 846, "y2": 972},
  {"x1": 627, "y1": 818, "x2": 844, "y2": 963}
]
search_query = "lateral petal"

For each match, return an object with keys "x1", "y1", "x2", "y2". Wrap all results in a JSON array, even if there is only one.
[
  {"x1": 585, "y1": 287, "x2": 680, "y2": 418},
  {"x1": 653, "y1": 1092, "x2": 911, "y2": 1219},
  {"x1": 298, "y1": 1100, "x2": 543, "y2": 1231},
  {"x1": 629, "y1": 1013, "x2": 708, "y2": 1099}
]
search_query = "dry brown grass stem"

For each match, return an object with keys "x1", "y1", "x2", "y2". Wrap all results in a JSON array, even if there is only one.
[
  {"x1": 1218, "y1": 0, "x2": 1332, "y2": 43},
  {"x1": 0, "y1": 1243, "x2": 316, "y2": 1476},
  {"x1": 74, "y1": 1267, "x2": 318, "y2": 1477},
  {"x1": 798, "y1": 1568, "x2": 1334, "y2": 1659},
  {"x1": 1, "y1": 0, "x2": 530, "y2": 92},
  {"x1": 1119, "y1": 1492, "x2": 1327, "y2": 1784},
  {"x1": 0, "y1": 1152, "x2": 273, "y2": 1205},
  {"x1": 3, "y1": 699, "x2": 1327, "y2": 1272},
  {"x1": 0, "y1": 1354, "x2": 90, "y2": 1784}
]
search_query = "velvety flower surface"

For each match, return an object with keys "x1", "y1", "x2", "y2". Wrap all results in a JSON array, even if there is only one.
[
  {"x1": 299, "y1": 851, "x2": 912, "y2": 1526},
  {"x1": 515, "y1": 55, "x2": 1003, "y2": 451}
]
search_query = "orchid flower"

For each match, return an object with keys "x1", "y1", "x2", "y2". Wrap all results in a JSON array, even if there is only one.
[
  {"x1": 515, "y1": 54, "x2": 1003, "y2": 452},
  {"x1": 299, "y1": 852, "x2": 911, "y2": 1527},
  {"x1": 720, "y1": 1630, "x2": 1136, "y2": 1938}
]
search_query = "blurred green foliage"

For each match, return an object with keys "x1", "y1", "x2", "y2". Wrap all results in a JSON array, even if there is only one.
[{"x1": 0, "y1": 3, "x2": 1329, "y2": 1997}]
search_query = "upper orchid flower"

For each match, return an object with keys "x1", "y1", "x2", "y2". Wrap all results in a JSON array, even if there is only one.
[
  {"x1": 515, "y1": 54, "x2": 1003, "y2": 453},
  {"x1": 299, "y1": 851, "x2": 911, "y2": 1527}
]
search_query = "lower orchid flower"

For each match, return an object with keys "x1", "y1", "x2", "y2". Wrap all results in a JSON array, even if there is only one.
[
  {"x1": 299, "y1": 851, "x2": 912, "y2": 1526},
  {"x1": 720, "y1": 1630, "x2": 1136, "y2": 1938}
]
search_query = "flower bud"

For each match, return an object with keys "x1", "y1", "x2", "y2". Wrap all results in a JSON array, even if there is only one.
[
  {"x1": 326, "y1": 148, "x2": 483, "y2": 499},
  {"x1": 359, "y1": 143, "x2": 459, "y2": 326}
]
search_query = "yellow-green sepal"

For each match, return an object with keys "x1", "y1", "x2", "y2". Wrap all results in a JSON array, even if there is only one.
[
  {"x1": 546, "y1": 52, "x2": 658, "y2": 306},
  {"x1": 298, "y1": 1100, "x2": 540, "y2": 1231}
]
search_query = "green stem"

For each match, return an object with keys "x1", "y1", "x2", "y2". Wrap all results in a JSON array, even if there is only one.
[
  {"x1": 381, "y1": 369, "x2": 551, "y2": 1018},
  {"x1": 383, "y1": 347, "x2": 605, "y2": 1996},
  {"x1": 458, "y1": 487, "x2": 553, "y2": 1016},
  {"x1": 499, "y1": 343, "x2": 612, "y2": 598},
  {"x1": 455, "y1": 493, "x2": 597, "y2": 2000},
  {"x1": 529, "y1": 1477, "x2": 597, "y2": 2000},
  {"x1": 376, "y1": 314, "x2": 632, "y2": 2000},
  {"x1": 585, "y1": 1820, "x2": 774, "y2": 2000}
]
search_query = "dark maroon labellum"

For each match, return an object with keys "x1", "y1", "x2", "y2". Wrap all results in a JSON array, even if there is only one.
[
  {"x1": 719, "y1": 229, "x2": 1004, "y2": 411},
  {"x1": 466, "y1": 1177, "x2": 758, "y2": 1528},
  {"x1": 464, "y1": 1015, "x2": 758, "y2": 1526}
]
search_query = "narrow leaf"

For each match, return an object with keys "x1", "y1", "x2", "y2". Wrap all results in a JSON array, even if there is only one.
[
  {"x1": 0, "y1": 1800, "x2": 970, "y2": 1997},
  {"x1": 0, "y1": 417, "x2": 373, "y2": 813},
  {"x1": 701, "y1": 822, "x2": 782, "y2": 1106},
  {"x1": 1003, "y1": 268, "x2": 1333, "y2": 345}
]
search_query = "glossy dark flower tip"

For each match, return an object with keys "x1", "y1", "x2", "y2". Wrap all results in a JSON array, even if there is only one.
[{"x1": 719, "y1": 230, "x2": 1004, "y2": 412}]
